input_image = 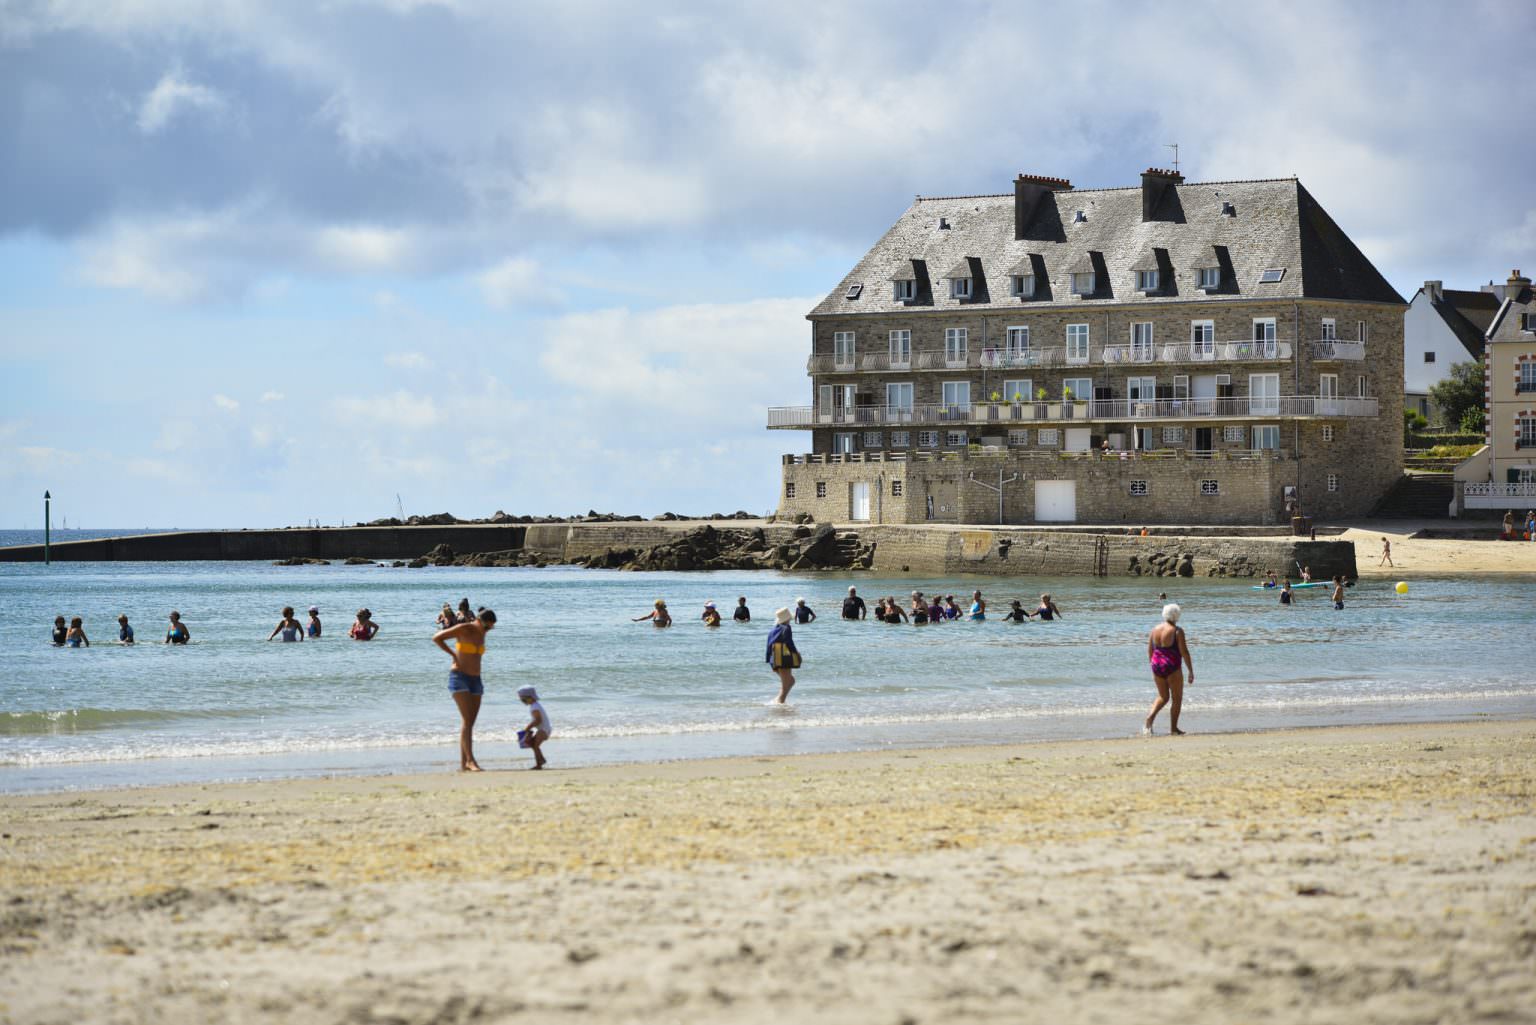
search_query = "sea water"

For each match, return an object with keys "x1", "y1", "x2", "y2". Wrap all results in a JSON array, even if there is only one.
[{"x1": 2, "y1": 551, "x2": 1534, "y2": 792}]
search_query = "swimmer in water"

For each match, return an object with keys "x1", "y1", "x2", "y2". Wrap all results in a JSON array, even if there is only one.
[
  {"x1": 1003, "y1": 600, "x2": 1030, "y2": 623},
  {"x1": 65, "y1": 616, "x2": 89, "y2": 648},
  {"x1": 307, "y1": 606, "x2": 322, "y2": 638},
  {"x1": 969, "y1": 590, "x2": 986, "y2": 621},
  {"x1": 634, "y1": 599, "x2": 672, "y2": 627},
  {"x1": 701, "y1": 601, "x2": 722, "y2": 627},
  {"x1": 794, "y1": 598, "x2": 816, "y2": 624},
  {"x1": 1030, "y1": 594, "x2": 1062, "y2": 620},
  {"x1": 165, "y1": 611, "x2": 190, "y2": 645},
  {"x1": 268, "y1": 606, "x2": 304, "y2": 642},
  {"x1": 349, "y1": 608, "x2": 380, "y2": 640},
  {"x1": 51, "y1": 616, "x2": 67, "y2": 646},
  {"x1": 117, "y1": 615, "x2": 135, "y2": 644}
]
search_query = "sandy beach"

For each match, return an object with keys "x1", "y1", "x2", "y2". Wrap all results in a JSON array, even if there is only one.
[
  {"x1": 1340, "y1": 525, "x2": 1536, "y2": 577},
  {"x1": 2, "y1": 719, "x2": 1532, "y2": 1024}
]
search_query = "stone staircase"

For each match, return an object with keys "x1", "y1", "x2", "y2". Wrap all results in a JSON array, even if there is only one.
[{"x1": 1371, "y1": 473, "x2": 1455, "y2": 519}]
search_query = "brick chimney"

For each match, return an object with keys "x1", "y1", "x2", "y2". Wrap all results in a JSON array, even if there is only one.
[
  {"x1": 1508, "y1": 269, "x2": 1531, "y2": 289},
  {"x1": 1140, "y1": 167, "x2": 1183, "y2": 222},
  {"x1": 1424, "y1": 280, "x2": 1443, "y2": 302},
  {"x1": 1014, "y1": 173, "x2": 1072, "y2": 240}
]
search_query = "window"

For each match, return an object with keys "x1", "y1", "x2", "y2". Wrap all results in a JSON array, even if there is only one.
[
  {"x1": 1066, "y1": 323, "x2": 1090, "y2": 363},
  {"x1": 785, "y1": 482, "x2": 795, "y2": 499},
  {"x1": 1135, "y1": 269, "x2": 1159, "y2": 292},
  {"x1": 1519, "y1": 417, "x2": 1536, "y2": 449},
  {"x1": 1522, "y1": 313, "x2": 1536, "y2": 332},
  {"x1": 1321, "y1": 318, "x2": 1336, "y2": 341},
  {"x1": 1258, "y1": 268, "x2": 1286, "y2": 284},
  {"x1": 942, "y1": 381, "x2": 971, "y2": 410},
  {"x1": 891, "y1": 430, "x2": 911, "y2": 447},
  {"x1": 815, "y1": 481, "x2": 827, "y2": 498},
  {"x1": 1326, "y1": 473, "x2": 1339, "y2": 492},
  {"x1": 1129, "y1": 480, "x2": 1149, "y2": 496},
  {"x1": 1011, "y1": 274, "x2": 1036, "y2": 298},
  {"x1": 1253, "y1": 425, "x2": 1280, "y2": 450},
  {"x1": 894, "y1": 279, "x2": 916, "y2": 302},
  {"x1": 950, "y1": 277, "x2": 972, "y2": 300},
  {"x1": 946, "y1": 430, "x2": 968, "y2": 447},
  {"x1": 1163, "y1": 426, "x2": 1185, "y2": 444},
  {"x1": 1357, "y1": 376, "x2": 1369, "y2": 398},
  {"x1": 1319, "y1": 373, "x2": 1338, "y2": 400},
  {"x1": 1249, "y1": 373, "x2": 1280, "y2": 414},
  {"x1": 1127, "y1": 376, "x2": 1157, "y2": 409},
  {"x1": 1322, "y1": 425, "x2": 1334, "y2": 442},
  {"x1": 1519, "y1": 363, "x2": 1536, "y2": 393},
  {"x1": 1005, "y1": 325, "x2": 1030, "y2": 359},
  {"x1": 1003, "y1": 378, "x2": 1032, "y2": 404},
  {"x1": 1064, "y1": 377, "x2": 1093, "y2": 403},
  {"x1": 1424, "y1": 351, "x2": 1436, "y2": 363},
  {"x1": 1070, "y1": 272, "x2": 1096, "y2": 295},
  {"x1": 891, "y1": 479, "x2": 903, "y2": 497},
  {"x1": 1008, "y1": 429, "x2": 1029, "y2": 446},
  {"x1": 844, "y1": 283, "x2": 863, "y2": 300},
  {"x1": 833, "y1": 433, "x2": 855, "y2": 454},
  {"x1": 1357, "y1": 320, "x2": 1369, "y2": 342},
  {"x1": 833, "y1": 331, "x2": 855, "y2": 367},
  {"x1": 886, "y1": 382, "x2": 914, "y2": 412},
  {"x1": 1038, "y1": 428, "x2": 1060, "y2": 445},
  {"x1": 1200, "y1": 479, "x2": 1220, "y2": 496},
  {"x1": 863, "y1": 431, "x2": 883, "y2": 448},
  {"x1": 944, "y1": 327, "x2": 968, "y2": 364},
  {"x1": 1173, "y1": 374, "x2": 1189, "y2": 400},
  {"x1": 1252, "y1": 317, "x2": 1277, "y2": 356},
  {"x1": 918, "y1": 431, "x2": 939, "y2": 448},
  {"x1": 889, "y1": 329, "x2": 911, "y2": 366},
  {"x1": 1191, "y1": 320, "x2": 1215, "y2": 357},
  {"x1": 1197, "y1": 266, "x2": 1220, "y2": 289},
  {"x1": 1130, "y1": 322, "x2": 1154, "y2": 359},
  {"x1": 1223, "y1": 426, "x2": 1246, "y2": 443}
]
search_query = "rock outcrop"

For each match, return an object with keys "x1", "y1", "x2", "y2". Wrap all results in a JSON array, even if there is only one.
[{"x1": 569, "y1": 524, "x2": 873, "y2": 572}]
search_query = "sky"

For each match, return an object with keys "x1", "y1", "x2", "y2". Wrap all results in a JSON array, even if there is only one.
[{"x1": 2, "y1": 0, "x2": 1534, "y2": 528}]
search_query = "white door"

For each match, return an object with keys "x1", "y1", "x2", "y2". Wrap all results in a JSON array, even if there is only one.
[
  {"x1": 942, "y1": 381, "x2": 970, "y2": 419},
  {"x1": 833, "y1": 432, "x2": 855, "y2": 454},
  {"x1": 886, "y1": 382, "x2": 913, "y2": 421},
  {"x1": 1035, "y1": 480, "x2": 1077, "y2": 522},
  {"x1": 1192, "y1": 374, "x2": 1218, "y2": 416},
  {"x1": 1064, "y1": 428, "x2": 1091, "y2": 452},
  {"x1": 1319, "y1": 373, "x2": 1339, "y2": 415},
  {"x1": 1003, "y1": 378, "x2": 1032, "y2": 406},
  {"x1": 1128, "y1": 376, "x2": 1157, "y2": 416},
  {"x1": 850, "y1": 482, "x2": 870, "y2": 521},
  {"x1": 1249, "y1": 373, "x2": 1280, "y2": 415}
]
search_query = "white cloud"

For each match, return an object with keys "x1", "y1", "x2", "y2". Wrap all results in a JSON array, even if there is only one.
[
  {"x1": 212, "y1": 394, "x2": 240, "y2": 412},
  {"x1": 313, "y1": 225, "x2": 412, "y2": 271},
  {"x1": 136, "y1": 67, "x2": 227, "y2": 134},
  {"x1": 383, "y1": 352, "x2": 432, "y2": 370},
  {"x1": 474, "y1": 256, "x2": 563, "y2": 309},
  {"x1": 260, "y1": 391, "x2": 285, "y2": 403},
  {"x1": 332, "y1": 390, "x2": 439, "y2": 430}
]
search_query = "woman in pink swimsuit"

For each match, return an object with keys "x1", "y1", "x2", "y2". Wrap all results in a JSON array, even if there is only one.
[{"x1": 1144, "y1": 603, "x2": 1193, "y2": 736}]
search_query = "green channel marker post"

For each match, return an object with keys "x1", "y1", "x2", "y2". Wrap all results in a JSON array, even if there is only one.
[{"x1": 43, "y1": 490, "x2": 50, "y2": 566}]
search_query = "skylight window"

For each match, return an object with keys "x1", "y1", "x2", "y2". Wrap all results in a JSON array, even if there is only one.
[
  {"x1": 1259, "y1": 268, "x2": 1286, "y2": 284},
  {"x1": 845, "y1": 283, "x2": 863, "y2": 300}
]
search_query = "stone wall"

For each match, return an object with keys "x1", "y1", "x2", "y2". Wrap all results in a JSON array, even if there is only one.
[
  {"x1": 0, "y1": 525, "x2": 528, "y2": 563},
  {"x1": 779, "y1": 451, "x2": 1294, "y2": 526}
]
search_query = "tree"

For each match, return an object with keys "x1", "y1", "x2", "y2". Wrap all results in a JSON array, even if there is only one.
[
  {"x1": 1460, "y1": 407, "x2": 1485, "y2": 434},
  {"x1": 1404, "y1": 408, "x2": 1428, "y2": 441},
  {"x1": 1427, "y1": 358, "x2": 1484, "y2": 429}
]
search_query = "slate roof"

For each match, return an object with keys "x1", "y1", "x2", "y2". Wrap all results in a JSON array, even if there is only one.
[
  {"x1": 811, "y1": 178, "x2": 1406, "y2": 318},
  {"x1": 1431, "y1": 289, "x2": 1500, "y2": 359}
]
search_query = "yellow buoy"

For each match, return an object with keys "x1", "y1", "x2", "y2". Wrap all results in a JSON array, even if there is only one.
[{"x1": 1395, "y1": 581, "x2": 1409, "y2": 595}]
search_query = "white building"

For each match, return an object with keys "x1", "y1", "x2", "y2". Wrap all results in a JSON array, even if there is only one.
[{"x1": 1403, "y1": 280, "x2": 1499, "y2": 423}]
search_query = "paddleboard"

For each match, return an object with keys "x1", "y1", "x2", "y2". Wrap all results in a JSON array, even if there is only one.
[{"x1": 1252, "y1": 581, "x2": 1330, "y2": 590}]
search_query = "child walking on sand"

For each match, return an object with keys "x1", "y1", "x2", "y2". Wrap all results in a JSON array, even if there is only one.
[{"x1": 518, "y1": 685, "x2": 551, "y2": 770}]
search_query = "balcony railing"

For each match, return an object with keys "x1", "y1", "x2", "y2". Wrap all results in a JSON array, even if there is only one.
[
  {"x1": 981, "y1": 346, "x2": 1068, "y2": 369},
  {"x1": 767, "y1": 395, "x2": 1380, "y2": 428},
  {"x1": 815, "y1": 340, "x2": 1305, "y2": 376},
  {"x1": 783, "y1": 448, "x2": 1294, "y2": 466},
  {"x1": 807, "y1": 354, "x2": 857, "y2": 373},
  {"x1": 1306, "y1": 340, "x2": 1366, "y2": 361},
  {"x1": 859, "y1": 352, "x2": 912, "y2": 372}
]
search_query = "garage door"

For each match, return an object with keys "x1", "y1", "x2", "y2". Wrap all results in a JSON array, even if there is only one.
[
  {"x1": 1035, "y1": 480, "x2": 1077, "y2": 522},
  {"x1": 1064, "y1": 428, "x2": 1092, "y2": 452}
]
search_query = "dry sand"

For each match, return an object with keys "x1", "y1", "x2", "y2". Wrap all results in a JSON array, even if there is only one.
[
  {"x1": 1342, "y1": 525, "x2": 1536, "y2": 577},
  {"x1": 2, "y1": 720, "x2": 1533, "y2": 1025}
]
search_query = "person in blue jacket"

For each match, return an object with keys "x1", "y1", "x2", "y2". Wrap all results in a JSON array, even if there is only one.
[{"x1": 765, "y1": 607, "x2": 801, "y2": 704}]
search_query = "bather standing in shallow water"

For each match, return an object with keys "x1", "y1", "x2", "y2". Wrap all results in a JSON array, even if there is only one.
[{"x1": 1144, "y1": 603, "x2": 1193, "y2": 736}]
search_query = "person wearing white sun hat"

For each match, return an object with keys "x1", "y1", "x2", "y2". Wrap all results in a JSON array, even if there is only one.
[{"x1": 765, "y1": 607, "x2": 801, "y2": 704}]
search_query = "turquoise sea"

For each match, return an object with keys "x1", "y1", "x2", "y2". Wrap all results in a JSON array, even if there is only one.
[{"x1": 2, "y1": 543, "x2": 1534, "y2": 793}]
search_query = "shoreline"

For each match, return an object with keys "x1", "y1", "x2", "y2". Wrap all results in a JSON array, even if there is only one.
[{"x1": 2, "y1": 718, "x2": 1531, "y2": 1023}]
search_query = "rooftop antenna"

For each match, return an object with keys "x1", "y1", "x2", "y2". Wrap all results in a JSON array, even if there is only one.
[{"x1": 1164, "y1": 143, "x2": 1180, "y2": 175}]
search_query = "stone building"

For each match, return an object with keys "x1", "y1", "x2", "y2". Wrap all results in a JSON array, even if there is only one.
[{"x1": 769, "y1": 169, "x2": 1406, "y2": 526}]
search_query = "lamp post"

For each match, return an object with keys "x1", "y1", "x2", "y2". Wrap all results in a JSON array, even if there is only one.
[{"x1": 43, "y1": 490, "x2": 51, "y2": 566}]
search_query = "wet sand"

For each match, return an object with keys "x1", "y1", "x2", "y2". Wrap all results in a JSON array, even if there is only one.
[{"x1": 1, "y1": 719, "x2": 1532, "y2": 1024}]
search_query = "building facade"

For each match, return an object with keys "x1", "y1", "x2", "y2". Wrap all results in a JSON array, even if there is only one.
[
  {"x1": 1403, "y1": 281, "x2": 1497, "y2": 422},
  {"x1": 770, "y1": 170, "x2": 1406, "y2": 526}
]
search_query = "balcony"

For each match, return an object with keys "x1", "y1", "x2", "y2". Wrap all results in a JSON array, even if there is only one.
[
  {"x1": 981, "y1": 346, "x2": 1068, "y2": 369},
  {"x1": 1306, "y1": 340, "x2": 1366, "y2": 361},
  {"x1": 806, "y1": 353, "x2": 857, "y2": 373},
  {"x1": 766, "y1": 395, "x2": 1380, "y2": 428}
]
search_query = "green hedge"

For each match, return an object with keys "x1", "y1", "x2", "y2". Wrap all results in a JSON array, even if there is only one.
[{"x1": 1408, "y1": 432, "x2": 1481, "y2": 448}]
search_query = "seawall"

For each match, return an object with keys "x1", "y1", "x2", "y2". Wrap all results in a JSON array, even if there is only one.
[{"x1": 0, "y1": 525, "x2": 527, "y2": 563}]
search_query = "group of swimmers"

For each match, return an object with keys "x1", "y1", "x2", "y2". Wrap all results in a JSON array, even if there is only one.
[
  {"x1": 1261, "y1": 571, "x2": 1349, "y2": 610},
  {"x1": 50, "y1": 611, "x2": 190, "y2": 646},
  {"x1": 848, "y1": 588, "x2": 1064, "y2": 625}
]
